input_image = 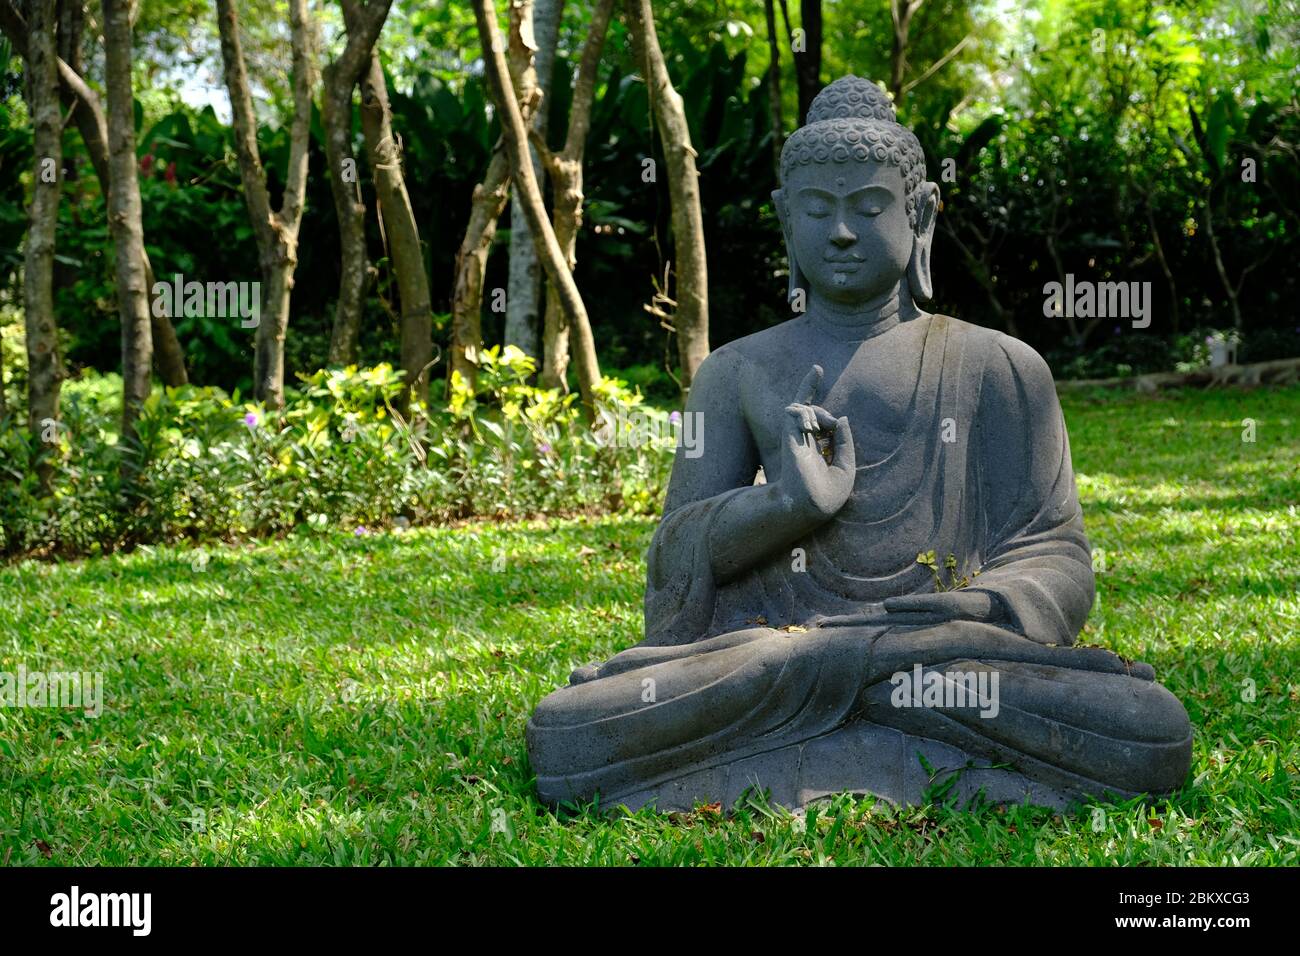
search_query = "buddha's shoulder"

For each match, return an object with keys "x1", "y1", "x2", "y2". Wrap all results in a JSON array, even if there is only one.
[
  {"x1": 691, "y1": 319, "x2": 807, "y2": 380},
  {"x1": 938, "y1": 315, "x2": 1055, "y2": 379}
]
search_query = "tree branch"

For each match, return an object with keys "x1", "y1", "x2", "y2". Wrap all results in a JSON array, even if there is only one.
[
  {"x1": 473, "y1": 0, "x2": 600, "y2": 415},
  {"x1": 560, "y1": 0, "x2": 614, "y2": 161},
  {"x1": 336, "y1": 0, "x2": 392, "y2": 87},
  {"x1": 902, "y1": 31, "x2": 973, "y2": 96},
  {"x1": 215, "y1": 0, "x2": 275, "y2": 255}
]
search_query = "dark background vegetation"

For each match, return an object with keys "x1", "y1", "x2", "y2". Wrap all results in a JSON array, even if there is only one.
[{"x1": 2, "y1": 0, "x2": 1298, "y2": 398}]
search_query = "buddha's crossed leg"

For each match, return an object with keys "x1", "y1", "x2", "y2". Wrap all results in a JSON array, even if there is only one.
[{"x1": 857, "y1": 623, "x2": 1193, "y2": 796}]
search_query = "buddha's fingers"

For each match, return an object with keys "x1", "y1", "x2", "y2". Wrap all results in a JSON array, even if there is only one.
[
  {"x1": 785, "y1": 404, "x2": 818, "y2": 435},
  {"x1": 786, "y1": 403, "x2": 839, "y2": 435},
  {"x1": 793, "y1": 364, "x2": 823, "y2": 405},
  {"x1": 883, "y1": 591, "x2": 999, "y2": 623},
  {"x1": 829, "y1": 416, "x2": 854, "y2": 473},
  {"x1": 810, "y1": 405, "x2": 839, "y2": 429},
  {"x1": 869, "y1": 624, "x2": 1155, "y2": 680},
  {"x1": 816, "y1": 610, "x2": 892, "y2": 627}
]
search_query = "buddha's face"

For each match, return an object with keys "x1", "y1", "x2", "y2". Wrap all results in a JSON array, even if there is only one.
[{"x1": 781, "y1": 160, "x2": 914, "y2": 306}]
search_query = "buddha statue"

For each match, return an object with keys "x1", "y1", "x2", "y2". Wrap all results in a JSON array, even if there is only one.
[{"x1": 527, "y1": 76, "x2": 1193, "y2": 812}]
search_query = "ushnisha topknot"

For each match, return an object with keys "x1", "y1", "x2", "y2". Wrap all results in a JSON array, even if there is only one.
[
  {"x1": 779, "y1": 75, "x2": 928, "y2": 225},
  {"x1": 805, "y1": 74, "x2": 898, "y2": 124}
]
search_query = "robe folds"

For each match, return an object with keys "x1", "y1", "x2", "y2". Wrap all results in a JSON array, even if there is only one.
[{"x1": 527, "y1": 315, "x2": 1193, "y2": 809}]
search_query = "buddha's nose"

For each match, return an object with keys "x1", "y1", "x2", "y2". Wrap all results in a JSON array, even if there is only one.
[{"x1": 830, "y1": 221, "x2": 856, "y2": 248}]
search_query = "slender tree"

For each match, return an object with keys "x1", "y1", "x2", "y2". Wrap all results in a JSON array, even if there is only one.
[
  {"x1": 450, "y1": 2, "x2": 539, "y2": 386},
  {"x1": 535, "y1": 0, "x2": 612, "y2": 393},
  {"x1": 215, "y1": 0, "x2": 315, "y2": 409},
  {"x1": 473, "y1": 0, "x2": 600, "y2": 416},
  {"x1": 22, "y1": 0, "x2": 62, "y2": 488},
  {"x1": 0, "y1": 0, "x2": 188, "y2": 387},
  {"x1": 102, "y1": 0, "x2": 153, "y2": 444},
  {"x1": 451, "y1": 150, "x2": 510, "y2": 386},
  {"x1": 889, "y1": 0, "x2": 925, "y2": 102},
  {"x1": 763, "y1": 0, "x2": 784, "y2": 177},
  {"x1": 358, "y1": 50, "x2": 433, "y2": 412},
  {"x1": 322, "y1": 0, "x2": 392, "y2": 366},
  {"x1": 793, "y1": 0, "x2": 822, "y2": 124},
  {"x1": 624, "y1": 0, "x2": 709, "y2": 391},
  {"x1": 504, "y1": 0, "x2": 564, "y2": 360}
]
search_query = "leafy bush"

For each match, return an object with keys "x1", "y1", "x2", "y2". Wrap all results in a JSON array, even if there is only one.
[
  {"x1": 0, "y1": 358, "x2": 674, "y2": 560},
  {"x1": 428, "y1": 346, "x2": 672, "y2": 519}
]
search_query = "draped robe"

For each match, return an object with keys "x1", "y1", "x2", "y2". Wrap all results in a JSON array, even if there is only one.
[{"x1": 527, "y1": 315, "x2": 1192, "y2": 811}]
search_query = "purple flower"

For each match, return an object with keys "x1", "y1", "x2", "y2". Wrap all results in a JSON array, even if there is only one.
[
  {"x1": 669, "y1": 410, "x2": 682, "y2": 426},
  {"x1": 354, "y1": 526, "x2": 368, "y2": 537},
  {"x1": 243, "y1": 411, "x2": 259, "y2": 427},
  {"x1": 538, "y1": 442, "x2": 552, "y2": 454}
]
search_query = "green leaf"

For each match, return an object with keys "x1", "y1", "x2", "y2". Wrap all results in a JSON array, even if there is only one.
[{"x1": 1206, "y1": 95, "x2": 1231, "y2": 172}]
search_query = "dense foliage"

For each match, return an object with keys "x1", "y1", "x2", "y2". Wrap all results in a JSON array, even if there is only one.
[
  {"x1": 1, "y1": 0, "x2": 1296, "y2": 397},
  {"x1": 0, "y1": 351, "x2": 673, "y2": 558}
]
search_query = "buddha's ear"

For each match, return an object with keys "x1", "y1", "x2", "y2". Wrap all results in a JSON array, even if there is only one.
[
  {"x1": 908, "y1": 182, "x2": 941, "y2": 302},
  {"x1": 772, "y1": 188, "x2": 806, "y2": 307}
]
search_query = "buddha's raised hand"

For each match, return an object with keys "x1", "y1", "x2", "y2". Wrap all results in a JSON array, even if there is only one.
[{"x1": 781, "y1": 365, "x2": 855, "y2": 520}]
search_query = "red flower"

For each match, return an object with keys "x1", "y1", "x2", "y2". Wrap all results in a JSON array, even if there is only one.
[
  {"x1": 164, "y1": 161, "x2": 177, "y2": 185},
  {"x1": 139, "y1": 153, "x2": 154, "y2": 174}
]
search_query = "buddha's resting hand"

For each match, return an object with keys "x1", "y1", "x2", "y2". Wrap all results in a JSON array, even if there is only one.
[
  {"x1": 881, "y1": 591, "x2": 1007, "y2": 627},
  {"x1": 781, "y1": 365, "x2": 855, "y2": 520}
]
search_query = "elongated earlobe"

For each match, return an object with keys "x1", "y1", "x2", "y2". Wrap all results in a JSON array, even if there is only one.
[
  {"x1": 907, "y1": 182, "x2": 940, "y2": 303},
  {"x1": 773, "y1": 189, "x2": 806, "y2": 307}
]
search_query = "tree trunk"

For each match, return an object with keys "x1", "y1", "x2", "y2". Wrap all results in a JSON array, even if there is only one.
[
  {"x1": 324, "y1": 0, "x2": 393, "y2": 366},
  {"x1": 450, "y1": 5, "x2": 540, "y2": 387},
  {"x1": 321, "y1": 74, "x2": 371, "y2": 365},
  {"x1": 0, "y1": 0, "x2": 188, "y2": 388},
  {"x1": 451, "y1": 149, "x2": 511, "y2": 387},
  {"x1": 60, "y1": 1, "x2": 185, "y2": 388},
  {"x1": 504, "y1": 0, "x2": 563, "y2": 361},
  {"x1": 1202, "y1": 190, "x2": 1243, "y2": 333},
  {"x1": 889, "y1": 0, "x2": 925, "y2": 103},
  {"x1": 101, "y1": 0, "x2": 152, "y2": 445},
  {"x1": 625, "y1": 0, "x2": 709, "y2": 391},
  {"x1": 360, "y1": 52, "x2": 433, "y2": 413},
  {"x1": 763, "y1": 0, "x2": 783, "y2": 178},
  {"x1": 145, "y1": 264, "x2": 191, "y2": 386},
  {"x1": 473, "y1": 0, "x2": 600, "y2": 418},
  {"x1": 216, "y1": 0, "x2": 314, "y2": 409},
  {"x1": 23, "y1": 0, "x2": 62, "y2": 488},
  {"x1": 539, "y1": 0, "x2": 612, "y2": 392},
  {"x1": 1143, "y1": 195, "x2": 1179, "y2": 333},
  {"x1": 794, "y1": 0, "x2": 822, "y2": 124}
]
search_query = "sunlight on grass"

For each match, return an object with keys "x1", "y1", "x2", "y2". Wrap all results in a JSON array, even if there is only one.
[{"x1": 1, "y1": 386, "x2": 1297, "y2": 865}]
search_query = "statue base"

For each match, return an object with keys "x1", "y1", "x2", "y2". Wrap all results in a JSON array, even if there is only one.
[{"x1": 538, "y1": 721, "x2": 1143, "y2": 813}]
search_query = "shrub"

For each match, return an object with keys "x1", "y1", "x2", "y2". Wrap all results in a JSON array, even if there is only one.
[{"x1": 0, "y1": 358, "x2": 675, "y2": 560}]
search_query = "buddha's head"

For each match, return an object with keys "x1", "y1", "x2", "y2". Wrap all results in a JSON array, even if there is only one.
[{"x1": 774, "y1": 76, "x2": 940, "y2": 310}]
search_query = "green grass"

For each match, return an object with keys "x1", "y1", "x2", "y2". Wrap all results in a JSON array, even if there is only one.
[{"x1": 2, "y1": 385, "x2": 1298, "y2": 865}]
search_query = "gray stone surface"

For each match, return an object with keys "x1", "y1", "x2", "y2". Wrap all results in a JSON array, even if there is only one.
[{"x1": 526, "y1": 75, "x2": 1193, "y2": 813}]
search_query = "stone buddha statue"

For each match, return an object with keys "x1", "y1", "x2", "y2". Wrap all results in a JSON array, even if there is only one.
[{"x1": 527, "y1": 76, "x2": 1193, "y2": 812}]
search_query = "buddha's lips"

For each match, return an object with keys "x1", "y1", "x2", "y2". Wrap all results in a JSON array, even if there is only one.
[{"x1": 829, "y1": 260, "x2": 862, "y2": 286}]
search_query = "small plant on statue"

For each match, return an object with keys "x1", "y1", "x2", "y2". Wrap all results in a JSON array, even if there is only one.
[{"x1": 916, "y1": 550, "x2": 981, "y2": 592}]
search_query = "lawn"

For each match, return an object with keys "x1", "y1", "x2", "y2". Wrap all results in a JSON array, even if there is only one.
[{"x1": 1, "y1": 385, "x2": 1298, "y2": 865}]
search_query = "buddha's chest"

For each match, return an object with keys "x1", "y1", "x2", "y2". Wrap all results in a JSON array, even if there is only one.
[{"x1": 740, "y1": 338, "x2": 926, "y2": 463}]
